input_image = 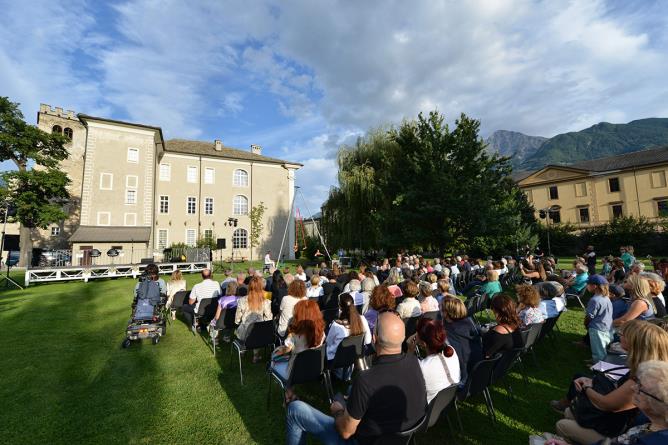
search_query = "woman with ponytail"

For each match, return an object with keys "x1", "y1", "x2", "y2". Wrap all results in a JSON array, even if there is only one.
[
  {"x1": 325, "y1": 293, "x2": 372, "y2": 362},
  {"x1": 408, "y1": 318, "x2": 461, "y2": 403}
]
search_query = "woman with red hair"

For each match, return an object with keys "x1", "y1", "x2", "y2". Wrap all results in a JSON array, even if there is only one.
[
  {"x1": 270, "y1": 299, "x2": 325, "y2": 403},
  {"x1": 408, "y1": 318, "x2": 461, "y2": 403}
]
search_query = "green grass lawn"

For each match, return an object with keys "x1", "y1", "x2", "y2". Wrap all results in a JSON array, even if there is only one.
[{"x1": 0, "y1": 271, "x2": 592, "y2": 445}]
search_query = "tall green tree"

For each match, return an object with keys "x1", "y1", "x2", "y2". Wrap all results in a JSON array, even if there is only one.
[{"x1": 0, "y1": 97, "x2": 70, "y2": 266}]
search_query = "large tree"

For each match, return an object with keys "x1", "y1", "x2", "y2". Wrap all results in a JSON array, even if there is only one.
[{"x1": 0, "y1": 97, "x2": 70, "y2": 266}]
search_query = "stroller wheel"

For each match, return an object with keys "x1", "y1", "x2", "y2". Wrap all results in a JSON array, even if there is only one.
[
  {"x1": 122, "y1": 339, "x2": 131, "y2": 349},
  {"x1": 152, "y1": 336, "x2": 160, "y2": 345}
]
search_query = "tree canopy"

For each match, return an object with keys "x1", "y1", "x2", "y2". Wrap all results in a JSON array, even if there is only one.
[{"x1": 321, "y1": 110, "x2": 536, "y2": 256}]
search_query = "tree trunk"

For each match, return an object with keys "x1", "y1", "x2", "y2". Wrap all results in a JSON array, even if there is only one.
[{"x1": 18, "y1": 224, "x2": 32, "y2": 267}]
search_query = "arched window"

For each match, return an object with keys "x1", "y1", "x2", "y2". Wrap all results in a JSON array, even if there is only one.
[
  {"x1": 233, "y1": 169, "x2": 248, "y2": 187},
  {"x1": 233, "y1": 228, "x2": 248, "y2": 249},
  {"x1": 52, "y1": 125, "x2": 62, "y2": 134},
  {"x1": 233, "y1": 195, "x2": 248, "y2": 215},
  {"x1": 63, "y1": 127, "x2": 73, "y2": 139}
]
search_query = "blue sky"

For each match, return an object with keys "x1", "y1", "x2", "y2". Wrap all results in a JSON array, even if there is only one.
[{"x1": 2, "y1": 0, "x2": 668, "y2": 212}]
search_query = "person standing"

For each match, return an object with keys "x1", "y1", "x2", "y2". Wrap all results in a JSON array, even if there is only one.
[
  {"x1": 584, "y1": 275, "x2": 613, "y2": 363},
  {"x1": 584, "y1": 245, "x2": 597, "y2": 275}
]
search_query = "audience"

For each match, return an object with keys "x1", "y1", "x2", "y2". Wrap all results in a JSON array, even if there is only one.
[
  {"x1": 515, "y1": 284, "x2": 545, "y2": 328},
  {"x1": 359, "y1": 277, "x2": 376, "y2": 314},
  {"x1": 482, "y1": 294, "x2": 523, "y2": 358},
  {"x1": 534, "y1": 281, "x2": 567, "y2": 319},
  {"x1": 271, "y1": 270, "x2": 288, "y2": 316},
  {"x1": 479, "y1": 269, "x2": 502, "y2": 300},
  {"x1": 278, "y1": 280, "x2": 308, "y2": 337},
  {"x1": 182, "y1": 269, "x2": 220, "y2": 331},
  {"x1": 642, "y1": 272, "x2": 667, "y2": 317},
  {"x1": 584, "y1": 275, "x2": 613, "y2": 363},
  {"x1": 320, "y1": 271, "x2": 342, "y2": 310},
  {"x1": 325, "y1": 293, "x2": 372, "y2": 378},
  {"x1": 441, "y1": 296, "x2": 482, "y2": 385},
  {"x1": 165, "y1": 269, "x2": 186, "y2": 315},
  {"x1": 306, "y1": 274, "x2": 324, "y2": 299},
  {"x1": 419, "y1": 281, "x2": 439, "y2": 313},
  {"x1": 364, "y1": 284, "x2": 396, "y2": 331},
  {"x1": 234, "y1": 277, "x2": 273, "y2": 361},
  {"x1": 614, "y1": 274, "x2": 656, "y2": 327}
]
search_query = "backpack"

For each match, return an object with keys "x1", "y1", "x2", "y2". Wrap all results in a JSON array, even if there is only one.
[{"x1": 137, "y1": 279, "x2": 162, "y2": 305}]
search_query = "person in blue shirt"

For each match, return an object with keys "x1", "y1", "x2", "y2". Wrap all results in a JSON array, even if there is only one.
[
  {"x1": 566, "y1": 264, "x2": 589, "y2": 295},
  {"x1": 584, "y1": 275, "x2": 613, "y2": 363}
]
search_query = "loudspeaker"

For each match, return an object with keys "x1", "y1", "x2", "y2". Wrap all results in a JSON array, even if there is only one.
[
  {"x1": 3, "y1": 235, "x2": 19, "y2": 251},
  {"x1": 216, "y1": 238, "x2": 226, "y2": 249}
]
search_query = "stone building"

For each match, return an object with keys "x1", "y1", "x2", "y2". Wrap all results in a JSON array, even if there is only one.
[
  {"x1": 34, "y1": 104, "x2": 301, "y2": 265},
  {"x1": 516, "y1": 146, "x2": 668, "y2": 227}
]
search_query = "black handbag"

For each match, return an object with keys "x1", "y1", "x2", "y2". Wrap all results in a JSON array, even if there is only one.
[{"x1": 571, "y1": 366, "x2": 638, "y2": 437}]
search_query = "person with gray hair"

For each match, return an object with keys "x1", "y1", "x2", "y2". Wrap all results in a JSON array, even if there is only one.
[
  {"x1": 360, "y1": 278, "x2": 376, "y2": 314},
  {"x1": 642, "y1": 272, "x2": 667, "y2": 317},
  {"x1": 284, "y1": 312, "x2": 426, "y2": 444}
]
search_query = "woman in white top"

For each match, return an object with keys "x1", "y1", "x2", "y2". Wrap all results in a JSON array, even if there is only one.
[
  {"x1": 407, "y1": 317, "x2": 461, "y2": 403},
  {"x1": 396, "y1": 281, "x2": 422, "y2": 319},
  {"x1": 419, "y1": 281, "x2": 439, "y2": 313},
  {"x1": 166, "y1": 270, "x2": 187, "y2": 315},
  {"x1": 277, "y1": 280, "x2": 307, "y2": 336},
  {"x1": 294, "y1": 265, "x2": 307, "y2": 282},
  {"x1": 325, "y1": 293, "x2": 372, "y2": 361},
  {"x1": 306, "y1": 274, "x2": 324, "y2": 299}
]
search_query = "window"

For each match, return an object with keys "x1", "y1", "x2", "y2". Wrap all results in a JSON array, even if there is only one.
[
  {"x1": 233, "y1": 228, "x2": 248, "y2": 249},
  {"x1": 651, "y1": 171, "x2": 667, "y2": 189},
  {"x1": 159, "y1": 163, "x2": 171, "y2": 181},
  {"x1": 159, "y1": 195, "x2": 169, "y2": 214},
  {"x1": 125, "y1": 189, "x2": 137, "y2": 205},
  {"x1": 51, "y1": 227, "x2": 60, "y2": 236},
  {"x1": 550, "y1": 209, "x2": 561, "y2": 223},
  {"x1": 52, "y1": 125, "x2": 62, "y2": 134},
  {"x1": 204, "y1": 167, "x2": 215, "y2": 184},
  {"x1": 658, "y1": 200, "x2": 668, "y2": 217},
  {"x1": 185, "y1": 229, "x2": 197, "y2": 246},
  {"x1": 126, "y1": 175, "x2": 138, "y2": 189},
  {"x1": 63, "y1": 127, "x2": 73, "y2": 139},
  {"x1": 574, "y1": 182, "x2": 587, "y2": 197},
  {"x1": 525, "y1": 190, "x2": 533, "y2": 203},
  {"x1": 187, "y1": 197, "x2": 197, "y2": 214},
  {"x1": 609, "y1": 177, "x2": 620, "y2": 193},
  {"x1": 187, "y1": 166, "x2": 198, "y2": 183},
  {"x1": 97, "y1": 211, "x2": 111, "y2": 226},
  {"x1": 124, "y1": 213, "x2": 137, "y2": 226},
  {"x1": 233, "y1": 195, "x2": 248, "y2": 215},
  {"x1": 233, "y1": 169, "x2": 249, "y2": 187},
  {"x1": 579, "y1": 207, "x2": 590, "y2": 223},
  {"x1": 612, "y1": 204, "x2": 623, "y2": 219},
  {"x1": 205, "y1": 197, "x2": 214, "y2": 215},
  {"x1": 548, "y1": 185, "x2": 559, "y2": 200},
  {"x1": 204, "y1": 229, "x2": 213, "y2": 242},
  {"x1": 127, "y1": 147, "x2": 139, "y2": 163},
  {"x1": 99, "y1": 173, "x2": 113, "y2": 190},
  {"x1": 157, "y1": 229, "x2": 168, "y2": 250}
]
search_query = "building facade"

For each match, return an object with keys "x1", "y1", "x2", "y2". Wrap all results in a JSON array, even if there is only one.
[
  {"x1": 516, "y1": 146, "x2": 668, "y2": 227},
  {"x1": 35, "y1": 104, "x2": 301, "y2": 264}
]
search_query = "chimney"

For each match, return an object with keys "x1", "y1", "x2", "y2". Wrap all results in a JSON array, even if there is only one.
[
  {"x1": 214, "y1": 140, "x2": 222, "y2": 151},
  {"x1": 250, "y1": 144, "x2": 262, "y2": 155}
]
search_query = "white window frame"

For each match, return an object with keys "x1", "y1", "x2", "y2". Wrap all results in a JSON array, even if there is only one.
[
  {"x1": 124, "y1": 212, "x2": 137, "y2": 226},
  {"x1": 99, "y1": 173, "x2": 113, "y2": 190},
  {"x1": 126, "y1": 175, "x2": 138, "y2": 189},
  {"x1": 187, "y1": 166, "x2": 198, "y2": 183},
  {"x1": 651, "y1": 170, "x2": 667, "y2": 189},
  {"x1": 127, "y1": 147, "x2": 139, "y2": 163},
  {"x1": 125, "y1": 189, "x2": 137, "y2": 205},
  {"x1": 157, "y1": 229, "x2": 169, "y2": 250},
  {"x1": 205, "y1": 197, "x2": 214, "y2": 215},
  {"x1": 159, "y1": 195, "x2": 169, "y2": 214},
  {"x1": 51, "y1": 226, "x2": 60, "y2": 236},
  {"x1": 185, "y1": 229, "x2": 197, "y2": 247},
  {"x1": 204, "y1": 167, "x2": 215, "y2": 184},
  {"x1": 159, "y1": 163, "x2": 171, "y2": 181},
  {"x1": 97, "y1": 211, "x2": 111, "y2": 226},
  {"x1": 233, "y1": 169, "x2": 249, "y2": 187},
  {"x1": 233, "y1": 195, "x2": 248, "y2": 215},
  {"x1": 232, "y1": 228, "x2": 248, "y2": 249},
  {"x1": 203, "y1": 229, "x2": 213, "y2": 241},
  {"x1": 187, "y1": 196, "x2": 197, "y2": 214}
]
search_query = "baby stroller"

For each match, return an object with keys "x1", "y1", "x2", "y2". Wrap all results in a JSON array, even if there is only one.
[{"x1": 122, "y1": 278, "x2": 167, "y2": 348}]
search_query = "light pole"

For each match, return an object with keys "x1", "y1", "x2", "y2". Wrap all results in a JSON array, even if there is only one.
[
  {"x1": 227, "y1": 217, "x2": 238, "y2": 272},
  {"x1": 539, "y1": 205, "x2": 559, "y2": 257}
]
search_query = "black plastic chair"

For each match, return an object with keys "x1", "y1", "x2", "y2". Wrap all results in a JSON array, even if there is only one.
[
  {"x1": 404, "y1": 316, "x2": 420, "y2": 338},
  {"x1": 321, "y1": 309, "x2": 339, "y2": 333},
  {"x1": 371, "y1": 414, "x2": 428, "y2": 445},
  {"x1": 536, "y1": 312, "x2": 562, "y2": 346},
  {"x1": 169, "y1": 290, "x2": 190, "y2": 320},
  {"x1": 193, "y1": 297, "x2": 218, "y2": 332},
  {"x1": 211, "y1": 306, "x2": 237, "y2": 356},
  {"x1": 324, "y1": 334, "x2": 365, "y2": 401},
  {"x1": 455, "y1": 353, "x2": 502, "y2": 428},
  {"x1": 520, "y1": 322, "x2": 544, "y2": 365},
  {"x1": 267, "y1": 345, "x2": 328, "y2": 407},
  {"x1": 421, "y1": 311, "x2": 439, "y2": 320},
  {"x1": 490, "y1": 347, "x2": 525, "y2": 399},
  {"x1": 231, "y1": 320, "x2": 276, "y2": 384},
  {"x1": 414, "y1": 384, "x2": 458, "y2": 437}
]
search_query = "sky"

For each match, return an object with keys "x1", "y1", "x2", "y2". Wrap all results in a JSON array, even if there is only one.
[{"x1": 2, "y1": 0, "x2": 668, "y2": 213}]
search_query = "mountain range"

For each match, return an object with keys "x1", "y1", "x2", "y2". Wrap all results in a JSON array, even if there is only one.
[{"x1": 487, "y1": 118, "x2": 668, "y2": 171}]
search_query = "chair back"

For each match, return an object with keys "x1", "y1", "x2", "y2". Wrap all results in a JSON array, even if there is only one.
[
  {"x1": 521, "y1": 322, "x2": 543, "y2": 350},
  {"x1": 536, "y1": 313, "x2": 560, "y2": 344},
  {"x1": 424, "y1": 384, "x2": 458, "y2": 429},
  {"x1": 330, "y1": 334, "x2": 364, "y2": 369},
  {"x1": 321, "y1": 308, "x2": 339, "y2": 327},
  {"x1": 372, "y1": 414, "x2": 427, "y2": 445},
  {"x1": 404, "y1": 316, "x2": 421, "y2": 339},
  {"x1": 461, "y1": 353, "x2": 501, "y2": 398},
  {"x1": 465, "y1": 294, "x2": 484, "y2": 317},
  {"x1": 421, "y1": 311, "x2": 439, "y2": 320},
  {"x1": 196, "y1": 297, "x2": 219, "y2": 318},
  {"x1": 287, "y1": 346, "x2": 326, "y2": 387},
  {"x1": 491, "y1": 347, "x2": 523, "y2": 385},
  {"x1": 171, "y1": 290, "x2": 189, "y2": 309},
  {"x1": 244, "y1": 320, "x2": 276, "y2": 350},
  {"x1": 215, "y1": 305, "x2": 238, "y2": 330}
]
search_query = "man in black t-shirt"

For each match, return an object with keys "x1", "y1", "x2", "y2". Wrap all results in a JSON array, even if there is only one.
[{"x1": 284, "y1": 312, "x2": 426, "y2": 444}]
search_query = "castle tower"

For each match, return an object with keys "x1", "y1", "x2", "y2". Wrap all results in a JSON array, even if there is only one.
[{"x1": 35, "y1": 104, "x2": 87, "y2": 248}]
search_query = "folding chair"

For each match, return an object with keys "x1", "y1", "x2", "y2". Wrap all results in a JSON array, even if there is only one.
[
  {"x1": 267, "y1": 345, "x2": 328, "y2": 407},
  {"x1": 193, "y1": 297, "x2": 218, "y2": 333},
  {"x1": 371, "y1": 414, "x2": 428, "y2": 445},
  {"x1": 323, "y1": 334, "x2": 365, "y2": 401},
  {"x1": 414, "y1": 384, "x2": 458, "y2": 437},
  {"x1": 490, "y1": 347, "x2": 525, "y2": 399},
  {"x1": 231, "y1": 320, "x2": 276, "y2": 384},
  {"x1": 454, "y1": 353, "x2": 502, "y2": 428},
  {"x1": 565, "y1": 288, "x2": 586, "y2": 309},
  {"x1": 421, "y1": 311, "x2": 440, "y2": 320},
  {"x1": 169, "y1": 290, "x2": 190, "y2": 320},
  {"x1": 211, "y1": 305, "x2": 237, "y2": 356},
  {"x1": 536, "y1": 312, "x2": 562, "y2": 346}
]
